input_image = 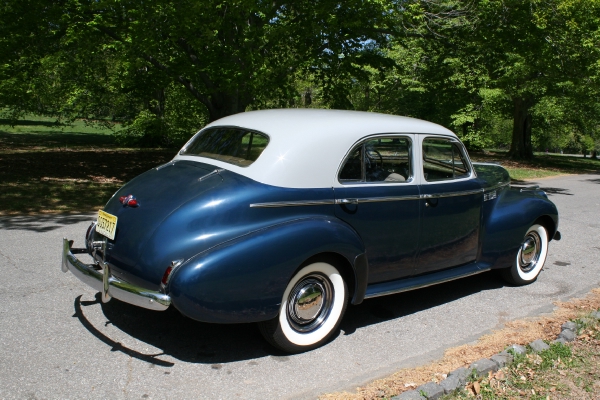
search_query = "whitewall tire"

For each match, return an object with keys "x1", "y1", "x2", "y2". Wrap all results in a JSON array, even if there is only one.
[
  {"x1": 502, "y1": 224, "x2": 548, "y2": 285},
  {"x1": 258, "y1": 262, "x2": 348, "y2": 353}
]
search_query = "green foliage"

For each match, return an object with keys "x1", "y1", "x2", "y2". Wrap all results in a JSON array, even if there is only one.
[
  {"x1": 116, "y1": 84, "x2": 209, "y2": 147},
  {"x1": 1, "y1": 0, "x2": 599, "y2": 153}
]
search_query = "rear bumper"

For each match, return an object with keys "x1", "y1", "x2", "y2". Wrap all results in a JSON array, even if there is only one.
[{"x1": 61, "y1": 238, "x2": 171, "y2": 311}]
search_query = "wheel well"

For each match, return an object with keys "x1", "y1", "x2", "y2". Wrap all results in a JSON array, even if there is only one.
[
  {"x1": 300, "y1": 252, "x2": 356, "y2": 302},
  {"x1": 535, "y1": 215, "x2": 556, "y2": 240}
]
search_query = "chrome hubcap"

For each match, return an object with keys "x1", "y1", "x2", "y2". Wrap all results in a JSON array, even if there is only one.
[
  {"x1": 287, "y1": 274, "x2": 333, "y2": 332},
  {"x1": 519, "y1": 231, "x2": 541, "y2": 272}
]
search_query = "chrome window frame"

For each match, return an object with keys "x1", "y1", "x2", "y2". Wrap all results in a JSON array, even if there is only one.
[
  {"x1": 419, "y1": 135, "x2": 476, "y2": 184},
  {"x1": 336, "y1": 134, "x2": 415, "y2": 186}
]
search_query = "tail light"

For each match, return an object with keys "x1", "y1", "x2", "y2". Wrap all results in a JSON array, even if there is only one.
[
  {"x1": 119, "y1": 194, "x2": 139, "y2": 207},
  {"x1": 161, "y1": 259, "x2": 184, "y2": 286},
  {"x1": 161, "y1": 266, "x2": 173, "y2": 285}
]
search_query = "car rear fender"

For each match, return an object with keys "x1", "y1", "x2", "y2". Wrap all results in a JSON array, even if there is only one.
[
  {"x1": 167, "y1": 216, "x2": 365, "y2": 324},
  {"x1": 480, "y1": 188, "x2": 559, "y2": 269}
]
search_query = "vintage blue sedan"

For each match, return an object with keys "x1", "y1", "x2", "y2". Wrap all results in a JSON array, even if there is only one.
[{"x1": 62, "y1": 109, "x2": 560, "y2": 352}]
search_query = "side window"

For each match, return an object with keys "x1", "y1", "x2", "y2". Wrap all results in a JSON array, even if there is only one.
[
  {"x1": 339, "y1": 137, "x2": 412, "y2": 183},
  {"x1": 422, "y1": 138, "x2": 470, "y2": 182}
]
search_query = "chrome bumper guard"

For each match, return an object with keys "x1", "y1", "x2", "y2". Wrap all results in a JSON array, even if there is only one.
[{"x1": 61, "y1": 238, "x2": 171, "y2": 311}]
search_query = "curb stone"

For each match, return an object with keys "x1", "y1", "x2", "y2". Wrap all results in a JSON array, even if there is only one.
[
  {"x1": 562, "y1": 321, "x2": 577, "y2": 331},
  {"x1": 558, "y1": 329, "x2": 576, "y2": 342},
  {"x1": 469, "y1": 358, "x2": 498, "y2": 377},
  {"x1": 391, "y1": 312, "x2": 598, "y2": 399},
  {"x1": 490, "y1": 351, "x2": 513, "y2": 368},
  {"x1": 392, "y1": 390, "x2": 425, "y2": 399},
  {"x1": 438, "y1": 367, "x2": 471, "y2": 394},
  {"x1": 415, "y1": 382, "x2": 444, "y2": 400},
  {"x1": 529, "y1": 339, "x2": 550, "y2": 352},
  {"x1": 505, "y1": 344, "x2": 527, "y2": 355}
]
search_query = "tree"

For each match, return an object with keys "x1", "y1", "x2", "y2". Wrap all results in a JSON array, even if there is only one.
[
  {"x1": 1, "y1": 1, "x2": 401, "y2": 123},
  {"x1": 457, "y1": 0, "x2": 600, "y2": 159}
]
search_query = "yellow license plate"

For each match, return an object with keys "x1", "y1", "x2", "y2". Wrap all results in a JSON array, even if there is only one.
[{"x1": 96, "y1": 210, "x2": 118, "y2": 240}]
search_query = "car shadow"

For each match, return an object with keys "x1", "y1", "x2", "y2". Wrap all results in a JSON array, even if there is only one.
[{"x1": 74, "y1": 271, "x2": 506, "y2": 366}]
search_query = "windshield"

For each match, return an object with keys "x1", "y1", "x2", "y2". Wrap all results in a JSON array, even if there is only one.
[{"x1": 180, "y1": 127, "x2": 269, "y2": 167}]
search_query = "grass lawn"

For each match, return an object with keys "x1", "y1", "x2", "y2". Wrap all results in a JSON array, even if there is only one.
[{"x1": 469, "y1": 150, "x2": 600, "y2": 181}]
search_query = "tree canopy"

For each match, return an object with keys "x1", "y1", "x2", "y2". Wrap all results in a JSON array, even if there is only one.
[{"x1": 1, "y1": 0, "x2": 599, "y2": 156}]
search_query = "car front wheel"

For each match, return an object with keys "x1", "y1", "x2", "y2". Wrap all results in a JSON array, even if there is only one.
[
  {"x1": 502, "y1": 224, "x2": 548, "y2": 285},
  {"x1": 258, "y1": 262, "x2": 348, "y2": 353}
]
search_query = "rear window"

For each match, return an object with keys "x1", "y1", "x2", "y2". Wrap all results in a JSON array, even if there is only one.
[{"x1": 180, "y1": 127, "x2": 269, "y2": 167}]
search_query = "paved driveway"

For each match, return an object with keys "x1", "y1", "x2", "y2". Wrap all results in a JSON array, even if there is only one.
[{"x1": 1, "y1": 174, "x2": 599, "y2": 399}]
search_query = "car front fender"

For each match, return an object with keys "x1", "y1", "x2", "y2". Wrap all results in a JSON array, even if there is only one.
[
  {"x1": 480, "y1": 188, "x2": 559, "y2": 269},
  {"x1": 167, "y1": 216, "x2": 365, "y2": 324}
]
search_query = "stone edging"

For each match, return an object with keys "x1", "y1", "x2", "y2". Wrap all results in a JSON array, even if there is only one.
[{"x1": 392, "y1": 311, "x2": 600, "y2": 400}]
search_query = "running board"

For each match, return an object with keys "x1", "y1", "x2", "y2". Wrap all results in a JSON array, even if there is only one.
[{"x1": 364, "y1": 263, "x2": 491, "y2": 299}]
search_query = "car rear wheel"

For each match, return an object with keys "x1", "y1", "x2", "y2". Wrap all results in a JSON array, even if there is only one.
[
  {"x1": 502, "y1": 224, "x2": 548, "y2": 285},
  {"x1": 258, "y1": 262, "x2": 348, "y2": 353}
]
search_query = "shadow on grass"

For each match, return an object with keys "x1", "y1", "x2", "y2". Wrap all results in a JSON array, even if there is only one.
[
  {"x1": 0, "y1": 118, "x2": 65, "y2": 127},
  {"x1": 0, "y1": 149, "x2": 175, "y2": 214},
  {"x1": 0, "y1": 130, "x2": 115, "y2": 147}
]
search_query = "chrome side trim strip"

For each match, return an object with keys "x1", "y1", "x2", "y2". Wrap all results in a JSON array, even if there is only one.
[
  {"x1": 250, "y1": 200, "x2": 336, "y2": 208},
  {"x1": 339, "y1": 195, "x2": 422, "y2": 204},
  {"x1": 61, "y1": 238, "x2": 171, "y2": 311},
  {"x1": 513, "y1": 184, "x2": 540, "y2": 192},
  {"x1": 484, "y1": 182, "x2": 510, "y2": 193},
  {"x1": 251, "y1": 185, "x2": 509, "y2": 208},
  {"x1": 421, "y1": 188, "x2": 483, "y2": 199}
]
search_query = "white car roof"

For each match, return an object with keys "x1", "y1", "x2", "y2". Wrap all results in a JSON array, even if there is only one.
[{"x1": 174, "y1": 109, "x2": 457, "y2": 189}]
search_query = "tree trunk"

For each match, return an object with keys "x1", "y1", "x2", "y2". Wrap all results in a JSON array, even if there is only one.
[
  {"x1": 508, "y1": 98, "x2": 534, "y2": 160},
  {"x1": 205, "y1": 90, "x2": 249, "y2": 122}
]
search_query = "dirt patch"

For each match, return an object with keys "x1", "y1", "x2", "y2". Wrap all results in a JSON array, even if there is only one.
[{"x1": 321, "y1": 288, "x2": 600, "y2": 399}]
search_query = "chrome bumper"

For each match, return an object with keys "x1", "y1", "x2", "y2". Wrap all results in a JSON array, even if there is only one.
[{"x1": 61, "y1": 238, "x2": 171, "y2": 311}]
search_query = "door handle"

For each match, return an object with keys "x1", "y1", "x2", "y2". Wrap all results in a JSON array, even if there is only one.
[
  {"x1": 336, "y1": 198, "x2": 359, "y2": 205},
  {"x1": 425, "y1": 198, "x2": 438, "y2": 208}
]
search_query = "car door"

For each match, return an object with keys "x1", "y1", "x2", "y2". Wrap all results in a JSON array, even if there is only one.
[
  {"x1": 334, "y1": 135, "x2": 421, "y2": 284},
  {"x1": 415, "y1": 136, "x2": 482, "y2": 275}
]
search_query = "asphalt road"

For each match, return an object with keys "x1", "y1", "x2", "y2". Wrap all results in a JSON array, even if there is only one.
[{"x1": 1, "y1": 174, "x2": 599, "y2": 399}]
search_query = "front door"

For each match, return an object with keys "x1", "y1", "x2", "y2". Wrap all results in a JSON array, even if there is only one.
[
  {"x1": 334, "y1": 135, "x2": 421, "y2": 284},
  {"x1": 416, "y1": 136, "x2": 482, "y2": 275}
]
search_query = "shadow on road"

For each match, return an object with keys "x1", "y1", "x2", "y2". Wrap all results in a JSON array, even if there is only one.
[
  {"x1": 74, "y1": 271, "x2": 506, "y2": 366},
  {"x1": 0, "y1": 213, "x2": 95, "y2": 232},
  {"x1": 509, "y1": 179, "x2": 574, "y2": 196},
  {"x1": 538, "y1": 187, "x2": 573, "y2": 196}
]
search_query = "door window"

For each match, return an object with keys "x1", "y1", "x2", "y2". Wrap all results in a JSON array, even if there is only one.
[
  {"x1": 422, "y1": 138, "x2": 470, "y2": 182},
  {"x1": 339, "y1": 137, "x2": 412, "y2": 183}
]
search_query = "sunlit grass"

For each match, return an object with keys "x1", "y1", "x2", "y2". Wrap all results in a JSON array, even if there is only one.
[{"x1": 503, "y1": 167, "x2": 565, "y2": 181}]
